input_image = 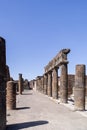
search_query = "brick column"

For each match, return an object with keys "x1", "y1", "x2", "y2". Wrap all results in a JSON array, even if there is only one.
[
  {"x1": 48, "y1": 71, "x2": 52, "y2": 97},
  {"x1": 52, "y1": 67, "x2": 58, "y2": 99},
  {"x1": 60, "y1": 64, "x2": 68, "y2": 103},
  {"x1": 43, "y1": 74, "x2": 48, "y2": 95},
  {"x1": 74, "y1": 65, "x2": 85, "y2": 111},
  {"x1": 0, "y1": 37, "x2": 6, "y2": 130},
  {"x1": 6, "y1": 81, "x2": 16, "y2": 110},
  {"x1": 19, "y1": 73, "x2": 23, "y2": 94}
]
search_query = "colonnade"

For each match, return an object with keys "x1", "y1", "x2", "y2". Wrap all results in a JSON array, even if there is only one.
[
  {"x1": 35, "y1": 49, "x2": 86, "y2": 111},
  {"x1": 36, "y1": 63, "x2": 68, "y2": 103},
  {"x1": 36, "y1": 49, "x2": 70, "y2": 103}
]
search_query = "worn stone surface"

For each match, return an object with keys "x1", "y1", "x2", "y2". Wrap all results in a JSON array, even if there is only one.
[
  {"x1": 60, "y1": 64, "x2": 68, "y2": 103},
  {"x1": 0, "y1": 37, "x2": 6, "y2": 130},
  {"x1": 6, "y1": 81, "x2": 16, "y2": 110},
  {"x1": 52, "y1": 68, "x2": 58, "y2": 99},
  {"x1": 38, "y1": 77, "x2": 43, "y2": 93},
  {"x1": 48, "y1": 71, "x2": 52, "y2": 97},
  {"x1": 43, "y1": 74, "x2": 48, "y2": 95},
  {"x1": 41, "y1": 76, "x2": 44, "y2": 93},
  {"x1": 44, "y1": 49, "x2": 70, "y2": 73},
  {"x1": 74, "y1": 65, "x2": 86, "y2": 111}
]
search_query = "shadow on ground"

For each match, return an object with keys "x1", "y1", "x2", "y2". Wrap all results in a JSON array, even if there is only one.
[
  {"x1": 6, "y1": 120, "x2": 49, "y2": 130},
  {"x1": 22, "y1": 93, "x2": 33, "y2": 95},
  {"x1": 16, "y1": 107, "x2": 30, "y2": 110}
]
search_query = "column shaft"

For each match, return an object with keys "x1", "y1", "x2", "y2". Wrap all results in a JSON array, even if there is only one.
[
  {"x1": 52, "y1": 68, "x2": 58, "y2": 99},
  {"x1": 6, "y1": 81, "x2": 16, "y2": 110},
  {"x1": 60, "y1": 64, "x2": 68, "y2": 103},
  {"x1": 44, "y1": 74, "x2": 48, "y2": 95},
  {"x1": 74, "y1": 65, "x2": 85, "y2": 110},
  {"x1": 41, "y1": 76, "x2": 44, "y2": 93},
  {"x1": 19, "y1": 74, "x2": 23, "y2": 94},
  {"x1": 48, "y1": 71, "x2": 52, "y2": 97}
]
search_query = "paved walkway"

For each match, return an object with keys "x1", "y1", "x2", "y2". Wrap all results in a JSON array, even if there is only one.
[{"x1": 7, "y1": 90, "x2": 87, "y2": 130}]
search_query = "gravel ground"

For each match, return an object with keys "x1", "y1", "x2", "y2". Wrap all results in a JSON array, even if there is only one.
[{"x1": 6, "y1": 90, "x2": 87, "y2": 130}]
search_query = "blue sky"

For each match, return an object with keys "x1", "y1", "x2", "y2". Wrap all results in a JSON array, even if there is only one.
[{"x1": 0, "y1": 0, "x2": 87, "y2": 80}]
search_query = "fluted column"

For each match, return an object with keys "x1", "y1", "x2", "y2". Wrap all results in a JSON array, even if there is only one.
[
  {"x1": 48, "y1": 71, "x2": 52, "y2": 97},
  {"x1": 52, "y1": 67, "x2": 58, "y2": 99},
  {"x1": 60, "y1": 64, "x2": 68, "y2": 103},
  {"x1": 74, "y1": 65, "x2": 85, "y2": 111}
]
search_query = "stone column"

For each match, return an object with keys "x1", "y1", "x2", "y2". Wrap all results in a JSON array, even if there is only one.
[
  {"x1": 0, "y1": 37, "x2": 6, "y2": 130},
  {"x1": 36, "y1": 78, "x2": 38, "y2": 91},
  {"x1": 19, "y1": 73, "x2": 23, "y2": 94},
  {"x1": 85, "y1": 76, "x2": 87, "y2": 96},
  {"x1": 60, "y1": 64, "x2": 68, "y2": 103},
  {"x1": 48, "y1": 71, "x2": 52, "y2": 97},
  {"x1": 74, "y1": 65, "x2": 85, "y2": 111},
  {"x1": 52, "y1": 67, "x2": 58, "y2": 99},
  {"x1": 43, "y1": 74, "x2": 48, "y2": 95},
  {"x1": 38, "y1": 77, "x2": 42, "y2": 92},
  {"x1": 41, "y1": 76, "x2": 44, "y2": 93},
  {"x1": 36, "y1": 77, "x2": 40, "y2": 91},
  {"x1": 6, "y1": 81, "x2": 16, "y2": 110}
]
